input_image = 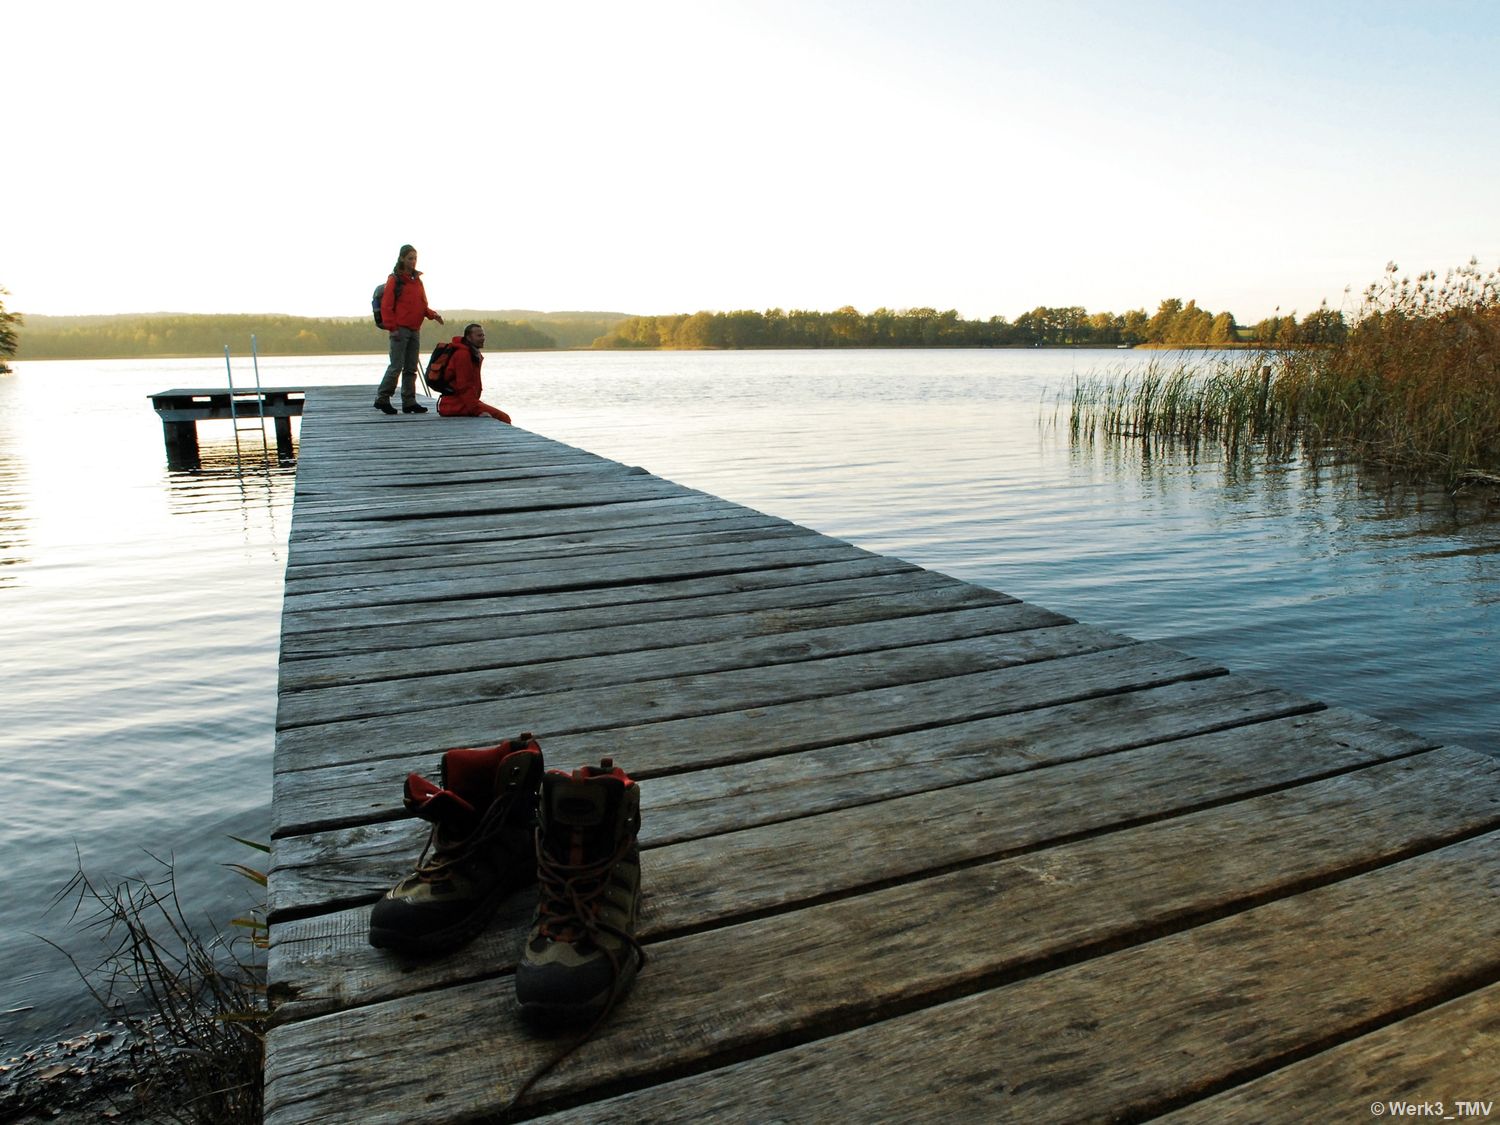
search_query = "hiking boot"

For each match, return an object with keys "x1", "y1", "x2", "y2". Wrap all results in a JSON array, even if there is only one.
[
  {"x1": 369, "y1": 733, "x2": 543, "y2": 955},
  {"x1": 373, "y1": 398, "x2": 398, "y2": 415},
  {"x1": 402, "y1": 402, "x2": 429, "y2": 414},
  {"x1": 515, "y1": 758, "x2": 645, "y2": 1025}
]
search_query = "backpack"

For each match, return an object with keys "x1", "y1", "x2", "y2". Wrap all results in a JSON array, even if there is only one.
[
  {"x1": 425, "y1": 342, "x2": 460, "y2": 394},
  {"x1": 371, "y1": 275, "x2": 406, "y2": 329}
]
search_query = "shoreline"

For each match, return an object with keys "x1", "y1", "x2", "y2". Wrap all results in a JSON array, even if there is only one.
[{"x1": 0, "y1": 1018, "x2": 168, "y2": 1124}]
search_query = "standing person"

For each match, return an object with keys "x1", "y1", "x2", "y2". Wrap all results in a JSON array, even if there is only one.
[
  {"x1": 374, "y1": 244, "x2": 444, "y2": 415},
  {"x1": 437, "y1": 323, "x2": 512, "y2": 423}
]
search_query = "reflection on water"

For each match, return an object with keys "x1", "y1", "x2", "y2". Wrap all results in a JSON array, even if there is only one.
[
  {"x1": 0, "y1": 448, "x2": 29, "y2": 587},
  {"x1": 0, "y1": 350, "x2": 1497, "y2": 1054},
  {"x1": 165, "y1": 444, "x2": 297, "y2": 549}
]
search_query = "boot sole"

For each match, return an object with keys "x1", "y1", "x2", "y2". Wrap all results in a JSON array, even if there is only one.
[{"x1": 368, "y1": 876, "x2": 533, "y2": 955}]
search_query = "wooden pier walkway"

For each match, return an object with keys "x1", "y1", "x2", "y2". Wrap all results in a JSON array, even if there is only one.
[{"x1": 265, "y1": 385, "x2": 1500, "y2": 1123}]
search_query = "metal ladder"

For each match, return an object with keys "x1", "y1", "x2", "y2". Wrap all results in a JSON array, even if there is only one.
[{"x1": 224, "y1": 335, "x2": 271, "y2": 461}]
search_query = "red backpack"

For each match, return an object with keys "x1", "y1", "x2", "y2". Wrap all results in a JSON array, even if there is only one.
[{"x1": 425, "y1": 342, "x2": 459, "y2": 394}]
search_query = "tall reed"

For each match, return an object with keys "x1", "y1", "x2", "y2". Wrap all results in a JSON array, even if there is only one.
[
  {"x1": 1066, "y1": 353, "x2": 1297, "y2": 462},
  {"x1": 1066, "y1": 261, "x2": 1500, "y2": 488}
]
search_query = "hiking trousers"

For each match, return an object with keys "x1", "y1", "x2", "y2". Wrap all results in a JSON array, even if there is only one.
[{"x1": 377, "y1": 327, "x2": 421, "y2": 407}]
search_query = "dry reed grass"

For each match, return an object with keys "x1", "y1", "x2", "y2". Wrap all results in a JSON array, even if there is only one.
[
  {"x1": 44, "y1": 845, "x2": 268, "y2": 1123},
  {"x1": 1066, "y1": 261, "x2": 1500, "y2": 488}
]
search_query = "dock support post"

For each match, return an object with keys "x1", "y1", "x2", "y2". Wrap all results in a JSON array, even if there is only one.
[
  {"x1": 163, "y1": 419, "x2": 200, "y2": 470},
  {"x1": 274, "y1": 416, "x2": 294, "y2": 460}
]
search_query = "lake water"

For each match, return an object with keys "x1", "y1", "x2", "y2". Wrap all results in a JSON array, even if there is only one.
[{"x1": 2, "y1": 348, "x2": 1497, "y2": 1054}]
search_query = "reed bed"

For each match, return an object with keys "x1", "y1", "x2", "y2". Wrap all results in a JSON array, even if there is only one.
[
  {"x1": 1065, "y1": 261, "x2": 1500, "y2": 489},
  {"x1": 1065, "y1": 354, "x2": 1295, "y2": 461}
]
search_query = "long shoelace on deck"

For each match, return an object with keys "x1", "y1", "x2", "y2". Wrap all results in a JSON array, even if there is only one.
[
  {"x1": 504, "y1": 830, "x2": 647, "y2": 1114},
  {"x1": 412, "y1": 788, "x2": 520, "y2": 882}
]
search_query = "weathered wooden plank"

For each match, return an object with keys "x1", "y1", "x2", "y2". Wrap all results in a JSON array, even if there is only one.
[
  {"x1": 288, "y1": 480, "x2": 714, "y2": 543},
  {"x1": 278, "y1": 557, "x2": 925, "y2": 654},
  {"x1": 289, "y1": 469, "x2": 681, "y2": 512},
  {"x1": 272, "y1": 623, "x2": 1137, "y2": 779},
  {"x1": 263, "y1": 754, "x2": 1500, "y2": 1121},
  {"x1": 296, "y1": 463, "x2": 629, "y2": 497},
  {"x1": 273, "y1": 643, "x2": 1222, "y2": 835},
  {"x1": 281, "y1": 531, "x2": 858, "y2": 598},
  {"x1": 295, "y1": 459, "x2": 626, "y2": 493},
  {"x1": 286, "y1": 495, "x2": 754, "y2": 551},
  {"x1": 276, "y1": 602, "x2": 1068, "y2": 729},
  {"x1": 267, "y1": 675, "x2": 1316, "y2": 920},
  {"x1": 286, "y1": 473, "x2": 691, "y2": 526},
  {"x1": 282, "y1": 513, "x2": 795, "y2": 573},
  {"x1": 278, "y1": 575, "x2": 1011, "y2": 692},
  {"x1": 279, "y1": 541, "x2": 878, "y2": 616},
  {"x1": 1158, "y1": 983, "x2": 1500, "y2": 1122}
]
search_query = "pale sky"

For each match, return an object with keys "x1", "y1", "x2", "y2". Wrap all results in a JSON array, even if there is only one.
[{"x1": 6, "y1": 0, "x2": 1498, "y2": 324}]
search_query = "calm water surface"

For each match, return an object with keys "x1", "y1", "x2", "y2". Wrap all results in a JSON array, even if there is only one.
[{"x1": 2, "y1": 348, "x2": 1496, "y2": 1052}]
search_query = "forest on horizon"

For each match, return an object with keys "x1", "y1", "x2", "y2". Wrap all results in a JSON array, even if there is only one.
[
  {"x1": 11, "y1": 310, "x2": 622, "y2": 360},
  {"x1": 7, "y1": 299, "x2": 1348, "y2": 361}
]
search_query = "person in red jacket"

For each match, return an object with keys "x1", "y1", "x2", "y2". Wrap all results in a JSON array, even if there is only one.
[
  {"x1": 437, "y1": 323, "x2": 511, "y2": 423},
  {"x1": 374, "y1": 244, "x2": 444, "y2": 415}
]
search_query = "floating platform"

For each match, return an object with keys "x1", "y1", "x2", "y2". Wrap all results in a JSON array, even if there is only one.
[
  {"x1": 265, "y1": 385, "x2": 1500, "y2": 1122},
  {"x1": 149, "y1": 386, "x2": 303, "y2": 467}
]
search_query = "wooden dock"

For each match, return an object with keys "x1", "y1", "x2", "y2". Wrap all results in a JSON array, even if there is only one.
[
  {"x1": 265, "y1": 385, "x2": 1500, "y2": 1122},
  {"x1": 149, "y1": 386, "x2": 304, "y2": 467}
]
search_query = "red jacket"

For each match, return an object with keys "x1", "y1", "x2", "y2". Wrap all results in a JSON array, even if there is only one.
[
  {"x1": 438, "y1": 337, "x2": 484, "y2": 407},
  {"x1": 380, "y1": 270, "x2": 438, "y2": 332}
]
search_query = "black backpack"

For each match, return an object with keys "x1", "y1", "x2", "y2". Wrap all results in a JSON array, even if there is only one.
[
  {"x1": 371, "y1": 275, "x2": 406, "y2": 329},
  {"x1": 426, "y1": 342, "x2": 459, "y2": 394}
]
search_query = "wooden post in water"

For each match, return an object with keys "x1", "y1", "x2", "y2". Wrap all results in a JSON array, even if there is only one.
[
  {"x1": 163, "y1": 419, "x2": 200, "y2": 469},
  {"x1": 1257, "y1": 364, "x2": 1272, "y2": 430}
]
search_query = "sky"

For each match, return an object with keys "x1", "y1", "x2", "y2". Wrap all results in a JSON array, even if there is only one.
[{"x1": 6, "y1": 0, "x2": 1499, "y2": 324}]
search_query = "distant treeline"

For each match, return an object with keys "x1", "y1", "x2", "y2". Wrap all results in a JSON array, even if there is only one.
[
  {"x1": 14, "y1": 311, "x2": 627, "y2": 359},
  {"x1": 593, "y1": 301, "x2": 1350, "y2": 349},
  {"x1": 12, "y1": 300, "x2": 1353, "y2": 360}
]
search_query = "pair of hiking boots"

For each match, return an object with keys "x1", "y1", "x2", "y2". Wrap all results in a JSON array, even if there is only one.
[{"x1": 368, "y1": 733, "x2": 644, "y2": 1026}]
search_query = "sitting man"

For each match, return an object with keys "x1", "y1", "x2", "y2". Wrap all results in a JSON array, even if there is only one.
[{"x1": 436, "y1": 323, "x2": 512, "y2": 423}]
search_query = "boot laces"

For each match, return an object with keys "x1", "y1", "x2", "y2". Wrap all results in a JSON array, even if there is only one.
[
  {"x1": 412, "y1": 786, "x2": 519, "y2": 883},
  {"x1": 534, "y1": 830, "x2": 643, "y2": 963},
  {"x1": 508, "y1": 829, "x2": 647, "y2": 1113}
]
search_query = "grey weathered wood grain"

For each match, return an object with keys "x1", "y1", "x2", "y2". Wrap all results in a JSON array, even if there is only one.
[
  {"x1": 277, "y1": 573, "x2": 1010, "y2": 690},
  {"x1": 284, "y1": 517, "x2": 808, "y2": 577},
  {"x1": 272, "y1": 623, "x2": 1137, "y2": 779},
  {"x1": 528, "y1": 826, "x2": 1500, "y2": 1124},
  {"x1": 281, "y1": 530, "x2": 857, "y2": 597},
  {"x1": 276, "y1": 602, "x2": 1068, "y2": 728},
  {"x1": 282, "y1": 513, "x2": 796, "y2": 574},
  {"x1": 278, "y1": 555, "x2": 925, "y2": 652},
  {"x1": 263, "y1": 755, "x2": 1500, "y2": 1121},
  {"x1": 286, "y1": 474, "x2": 693, "y2": 529},
  {"x1": 1157, "y1": 983, "x2": 1500, "y2": 1122},
  {"x1": 283, "y1": 508, "x2": 782, "y2": 565},
  {"x1": 272, "y1": 643, "x2": 1222, "y2": 835},
  {"x1": 277, "y1": 566, "x2": 977, "y2": 662},
  {"x1": 266, "y1": 678, "x2": 1320, "y2": 920},
  {"x1": 286, "y1": 495, "x2": 754, "y2": 552},
  {"x1": 281, "y1": 540, "x2": 872, "y2": 613},
  {"x1": 266, "y1": 709, "x2": 1436, "y2": 1021}
]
